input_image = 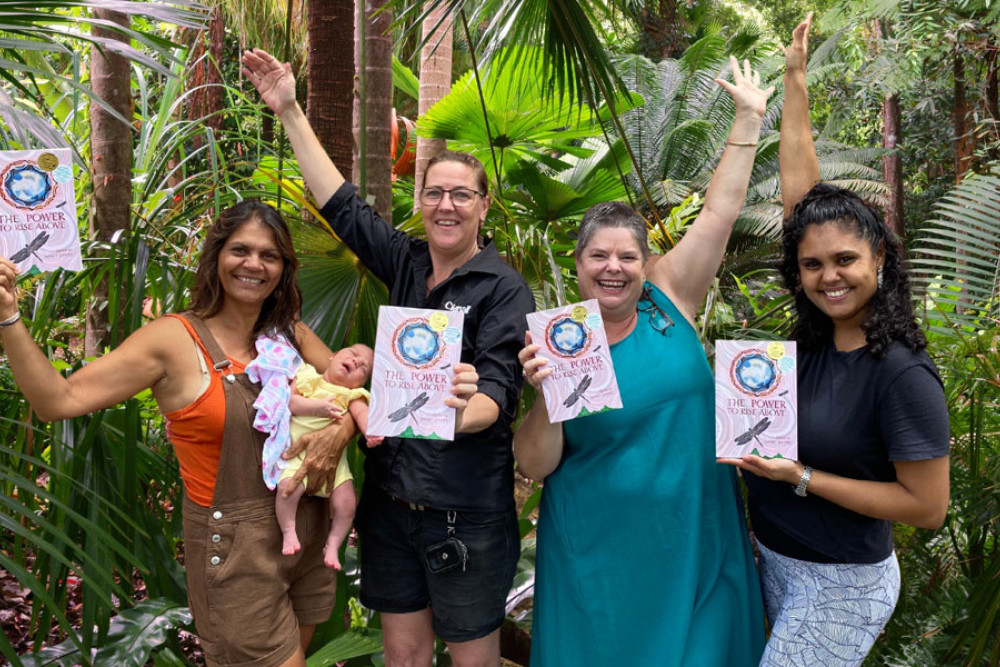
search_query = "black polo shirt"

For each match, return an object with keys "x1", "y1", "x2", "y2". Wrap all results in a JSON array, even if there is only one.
[{"x1": 320, "y1": 184, "x2": 535, "y2": 512}]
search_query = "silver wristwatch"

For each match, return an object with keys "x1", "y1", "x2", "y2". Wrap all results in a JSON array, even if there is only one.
[{"x1": 794, "y1": 466, "x2": 813, "y2": 497}]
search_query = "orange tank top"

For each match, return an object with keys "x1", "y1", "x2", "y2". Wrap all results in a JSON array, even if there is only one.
[{"x1": 162, "y1": 314, "x2": 247, "y2": 506}]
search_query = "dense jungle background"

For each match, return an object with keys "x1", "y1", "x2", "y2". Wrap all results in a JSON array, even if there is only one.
[{"x1": 0, "y1": 0, "x2": 999, "y2": 664}]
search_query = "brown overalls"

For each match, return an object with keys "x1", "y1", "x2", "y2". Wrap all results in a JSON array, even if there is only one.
[{"x1": 179, "y1": 314, "x2": 335, "y2": 667}]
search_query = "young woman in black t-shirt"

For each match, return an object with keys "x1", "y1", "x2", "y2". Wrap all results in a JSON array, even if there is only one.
[{"x1": 722, "y1": 15, "x2": 950, "y2": 666}]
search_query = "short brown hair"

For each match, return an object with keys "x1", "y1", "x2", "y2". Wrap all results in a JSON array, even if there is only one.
[{"x1": 425, "y1": 150, "x2": 489, "y2": 195}]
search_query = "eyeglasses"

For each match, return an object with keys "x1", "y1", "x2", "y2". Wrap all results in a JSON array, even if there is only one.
[
  {"x1": 637, "y1": 286, "x2": 674, "y2": 335},
  {"x1": 419, "y1": 187, "x2": 485, "y2": 207}
]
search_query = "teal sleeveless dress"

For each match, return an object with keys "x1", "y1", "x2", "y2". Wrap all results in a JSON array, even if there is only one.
[{"x1": 531, "y1": 282, "x2": 765, "y2": 666}]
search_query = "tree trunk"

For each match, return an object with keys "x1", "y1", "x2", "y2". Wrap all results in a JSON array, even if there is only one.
[
  {"x1": 413, "y1": 3, "x2": 454, "y2": 212},
  {"x1": 353, "y1": 0, "x2": 394, "y2": 220},
  {"x1": 881, "y1": 93, "x2": 904, "y2": 237},
  {"x1": 986, "y1": 38, "x2": 999, "y2": 163},
  {"x1": 307, "y1": 0, "x2": 356, "y2": 184},
  {"x1": 954, "y1": 44, "x2": 974, "y2": 182},
  {"x1": 86, "y1": 8, "x2": 132, "y2": 356},
  {"x1": 638, "y1": 0, "x2": 687, "y2": 62},
  {"x1": 187, "y1": 6, "x2": 226, "y2": 149}
]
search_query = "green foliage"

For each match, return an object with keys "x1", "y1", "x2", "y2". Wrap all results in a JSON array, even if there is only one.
[{"x1": 909, "y1": 173, "x2": 1000, "y2": 334}]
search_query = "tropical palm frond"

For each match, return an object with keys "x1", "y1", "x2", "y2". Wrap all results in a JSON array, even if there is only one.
[
  {"x1": 0, "y1": 0, "x2": 208, "y2": 142},
  {"x1": 910, "y1": 173, "x2": 1000, "y2": 334},
  {"x1": 217, "y1": 0, "x2": 306, "y2": 65},
  {"x1": 418, "y1": 46, "x2": 609, "y2": 181}
]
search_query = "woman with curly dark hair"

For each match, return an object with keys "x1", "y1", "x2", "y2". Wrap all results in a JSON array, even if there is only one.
[{"x1": 723, "y1": 15, "x2": 951, "y2": 667}]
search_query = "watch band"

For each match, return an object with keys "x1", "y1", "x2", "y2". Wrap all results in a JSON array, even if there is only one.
[{"x1": 794, "y1": 466, "x2": 813, "y2": 497}]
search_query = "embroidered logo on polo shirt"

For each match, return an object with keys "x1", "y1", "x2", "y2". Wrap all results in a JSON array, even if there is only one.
[{"x1": 444, "y1": 301, "x2": 471, "y2": 314}]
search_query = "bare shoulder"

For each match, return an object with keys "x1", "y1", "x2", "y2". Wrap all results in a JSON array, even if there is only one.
[{"x1": 128, "y1": 316, "x2": 194, "y2": 360}]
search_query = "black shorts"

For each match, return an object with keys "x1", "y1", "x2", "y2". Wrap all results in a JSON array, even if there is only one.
[{"x1": 355, "y1": 484, "x2": 519, "y2": 642}]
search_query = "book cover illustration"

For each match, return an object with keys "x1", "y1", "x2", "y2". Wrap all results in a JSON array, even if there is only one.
[
  {"x1": 0, "y1": 149, "x2": 81, "y2": 273},
  {"x1": 526, "y1": 299, "x2": 622, "y2": 423},
  {"x1": 368, "y1": 306, "x2": 464, "y2": 440},
  {"x1": 715, "y1": 340, "x2": 797, "y2": 460}
]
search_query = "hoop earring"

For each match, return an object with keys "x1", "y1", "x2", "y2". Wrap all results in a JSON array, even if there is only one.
[{"x1": 877, "y1": 266, "x2": 884, "y2": 289}]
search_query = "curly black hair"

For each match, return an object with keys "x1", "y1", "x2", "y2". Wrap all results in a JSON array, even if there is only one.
[{"x1": 779, "y1": 183, "x2": 925, "y2": 359}]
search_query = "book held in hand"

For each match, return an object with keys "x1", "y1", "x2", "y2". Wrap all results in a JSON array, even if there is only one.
[
  {"x1": 715, "y1": 340, "x2": 797, "y2": 460},
  {"x1": 368, "y1": 306, "x2": 464, "y2": 440},
  {"x1": 0, "y1": 149, "x2": 81, "y2": 273},
  {"x1": 526, "y1": 299, "x2": 622, "y2": 423}
]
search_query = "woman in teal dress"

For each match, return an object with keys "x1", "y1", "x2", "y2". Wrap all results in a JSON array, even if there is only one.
[{"x1": 514, "y1": 58, "x2": 770, "y2": 666}]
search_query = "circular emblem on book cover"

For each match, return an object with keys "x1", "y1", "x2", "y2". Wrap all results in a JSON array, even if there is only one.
[
  {"x1": 393, "y1": 319, "x2": 444, "y2": 369},
  {"x1": 545, "y1": 316, "x2": 591, "y2": 358},
  {"x1": 1, "y1": 161, "x2": 57, "y2": 210},
  {"x1": 730, "y1": 349, "x2": 778, "y2": 397}
]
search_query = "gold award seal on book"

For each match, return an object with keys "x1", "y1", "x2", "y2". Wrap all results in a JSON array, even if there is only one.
[
  {"x1": 37, "y1": 152, "x2": 59, "y2": 171},
  {"x1": 428, "y1": 312, "x2": 449, "y2": 332}
]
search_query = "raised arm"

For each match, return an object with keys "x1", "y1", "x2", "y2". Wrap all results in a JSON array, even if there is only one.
[
  {"x1": 780, "y1": 13, "x2": 819, "y2": 219},
  {"x1": 648, "y1": 57, "x2": 773, "y2": 325},
  {"x1": 0, "y1": 258, "x2": 184, "y2": 421},
  {"x1": 242, "y1": 49, "x2": 345, "y2": 205}
]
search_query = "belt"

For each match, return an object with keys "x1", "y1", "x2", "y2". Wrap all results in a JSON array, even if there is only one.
[{"x1": 389, "y1": 494, "x2": 445, "y2": 513}]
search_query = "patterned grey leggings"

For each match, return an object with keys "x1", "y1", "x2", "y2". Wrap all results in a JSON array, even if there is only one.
[{"x1": 758, "y1": 541, "x2": 901, "y2": 667}]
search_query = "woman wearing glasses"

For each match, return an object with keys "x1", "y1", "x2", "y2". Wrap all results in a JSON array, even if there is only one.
[
  {"x1": 243, "y1": 49, "x2": 534, "y2": 667},
  {"x1": 514, "y1": 58, "x2": 770, "y2": 665}
]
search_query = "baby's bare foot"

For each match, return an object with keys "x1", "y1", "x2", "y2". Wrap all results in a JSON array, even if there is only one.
[
  {"x1": 282, "y1": 533, "x2": 301, "y2": 556},
  {"x1": 324, "y1": 542, "x2": 343, "y2": 570}
]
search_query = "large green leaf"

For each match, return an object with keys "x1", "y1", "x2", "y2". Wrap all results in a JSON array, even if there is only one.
[
  {"x1": 417, "y1": 46, "x2": 624, "y2": 181},
  {"x1": 910, "y1": 173, "x2": 1000, "y2": 334},
  {"x1": 305, "y1": 628, "x2": 384, "y2": 666},
  {"x1": 92, "y1": 599, "x2": 192, "y2": 667}
]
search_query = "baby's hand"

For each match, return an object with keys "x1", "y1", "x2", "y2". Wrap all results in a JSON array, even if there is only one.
[
  {"x1": 365, "y1": 435, "x2": 384, "y2": 447},
  {"x1": 312, "y1": 398, "x2": 344, "y2": 419}
]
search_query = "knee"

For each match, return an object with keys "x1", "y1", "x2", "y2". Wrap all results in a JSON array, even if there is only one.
[{"x1": 383, "y1": 639, "x2": 434, "y2": 667}]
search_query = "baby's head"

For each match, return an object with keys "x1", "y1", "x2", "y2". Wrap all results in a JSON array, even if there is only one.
[{"x1": 322, "y1": 344, "x2": 374, "y2": 389}]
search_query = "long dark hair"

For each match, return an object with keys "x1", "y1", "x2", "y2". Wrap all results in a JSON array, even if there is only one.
[
  {"x1": 190, "y1": 199, "x2": 302, "y2": 347},
  {"x1": 779, "y1": 183, "x2": 925, "y2": 358}
]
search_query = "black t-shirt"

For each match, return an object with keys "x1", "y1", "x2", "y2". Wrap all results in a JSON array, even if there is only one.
[
  {"x1": 320, "y1": 184, "x2": 535, "y2": 512},
  {"x1": 744, "y1": 340, "x2": 950, "y2": 563}
]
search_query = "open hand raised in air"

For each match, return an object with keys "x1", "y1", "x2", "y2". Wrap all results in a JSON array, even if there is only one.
[
  {"x1": 715, "y1": 56, "x2": 774, "y2": 120},
  {"x1": 241, "y1": 49, "x2": 298, "y2": 116}
]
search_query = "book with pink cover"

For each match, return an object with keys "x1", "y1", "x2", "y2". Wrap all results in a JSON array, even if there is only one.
[
  {"x1": 368, "y1": 306, "x2": 464, "y2": 440},
  {"x1": 526, "y1": 299, "x2": 622, "y2": 423},
  {"x1": 0, "y1": 149, "x2": 81, "y2": 273},
  {"x1": 715, "y1": 340, "x2": 797, "y2": 460}
]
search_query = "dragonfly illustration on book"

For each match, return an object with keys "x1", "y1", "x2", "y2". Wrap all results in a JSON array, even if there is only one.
[
  {"x1": 9, "y1": 231, "x2": 50, "y2": 264},
  {"x1": 734, "y1": 417, "x2": 772, "y2": 448},
  {"x1": 563, "y1": 374, "x2": 592, "y2": 408},
  {"x1": 388, "y1": 392, "x2": 430, "y2": 423}
]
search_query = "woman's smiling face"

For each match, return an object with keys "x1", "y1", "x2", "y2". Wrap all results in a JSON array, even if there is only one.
[
  {"x1": 216, "y1": 219, "x2": 283, "y2": 306},
  {"x1": 796, "y1": 221, "x2": 883, "y2": 333},
  {"x1": 575, "y1": 226, "x2": 647, "y2": 319}
]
